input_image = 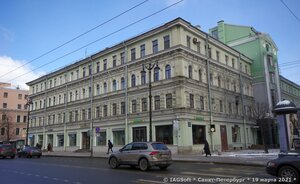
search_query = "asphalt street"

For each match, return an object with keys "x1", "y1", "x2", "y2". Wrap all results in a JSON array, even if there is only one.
[{"x1": 0, "y1": 157, "x2": 276, "y2": 184}]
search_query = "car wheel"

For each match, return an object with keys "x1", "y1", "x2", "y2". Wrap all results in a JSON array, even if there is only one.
[
  {"x1": 278, "y1": 165, "x2": 299, "y2": 184},
  {"x1": 109, "y1": 157, "x2": 119, "y2": 169},
  {"x1": 10, "y1": 155, "x2": 15, "y2": 159},
  {"x1": 159, "y1": 165, "x2": 169, "y2": 170},
  {"x1": 139, "y1": 158, "x2": 149, "y2": 171},
  {"x1": 37, "y1": 155, "x2": 41, "y2": 158},
  {"x1": 3, "y1": 156, "x2": 6, "y2": 159}
]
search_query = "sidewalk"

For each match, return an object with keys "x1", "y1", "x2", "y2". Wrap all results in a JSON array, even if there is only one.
[{"x1": 43, "y1": 149, "x2": 279, "y2": 166}]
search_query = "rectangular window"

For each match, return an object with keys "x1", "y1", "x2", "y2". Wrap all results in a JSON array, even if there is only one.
[
  {"x1": 113, "y1": 55, "x2": 117, "y2": 67},
  {"x1": 132, "y1": 100, "x2": 136, "y2": 113},
  {"x1": 96, "y1": 132, "x2": 107, "y2": 146},
  {"x1": 82, "y1": 109, "x2": 86, "y2": 120},
  {"x1": 17, "y1": 115, "x2": 21, "y2": 122},
  {"x1": 57, "y1": 134, "x2": 64, "y2": 147},
  {"x1": 103, "y1": 105, "x2": 108, "y2": 117},
  {"x1": 163, "y1": 35, "x2": 170, "y2": 49},
  {"x1": 113, "y1": 103, "x2": 117, "y2": 115},
  {"x1": 3, "y1": 92, "x2": 8, "y2": 98},
  {"x1": 166, "y1": 94, "x2": 172, "y2": 108},
  {"x1": 113, "y1": 130, "x2": 125, "y2": 145},
  {"x1": 154, "y1": 95, "x2": 160, "y2": 110},
  {"x1": 88, "y1": 108, "x2": 91, "y2": 120},
  {"x1": 69, "y1": 112, "x2": 73, "y2": 122},
  {"x1": 140, "y1": 44, "x2": 145, "y2": 58},
  {"x1": 18, "y1": 94, "x2": 22, "y2": 99},
  {"x1": 96, "y1": 106, "x2": 100, "y2": 118},
  {"x1": 200, "y1": 96, "x2": 204, "y2": 110},
  {"x1": 97, "y1": 62, "x2": 100, "y2": 72},
  {"x1": 197, "y1": 42, "x2": 201, "y2": 53},
  {"x1": 192, "y1": 125, "x2": 206, "y2": 144},
  {"x1": 1, "y1": 128, "x2": 5, "y2": 135},
  {"x1": 232, "y1": 126, "x2": 241, "y2": 143},
  {"x1": 121, "y1": 102, "x2": 125, "y2": 115},
  {"x1": 142, "y1": 98, "x2": 147, "y2": 112},
  {"x1": 220, "y1": 100, "x2": 223, "y2": 112},
  {"x1": 75, "y1": 110, "x2": 79, "y2": 121},
  {"x1": 225, "y1": 55, "x2": 229, "y2": 65},
  {"x1": 88, "y1": 65, "x2": 92, "y2": 75},
  {"x1": 16, "y1": 128, "x2": 20, "y2": 135},
  {"x1": 3, "y1": 103, "x2": 7, "y2": 108},
  {"x1": 69, "y1": 133, "x2": 77, "y2": 146},
  {"x1": 23, "y1": 116, "x2": 27, "y2": 123},
  {"x1": 120, "y1": 52, "x2": 125, "y2": 64},
  {"x1": 2, "y1": 114, "x2": 7, "y2": 120},
  {"x1": 156, "y1": 125, "x2": 173, "y2": 144},
  {"x1": 152, "y1": 40, "x2": 158, "y2": 54},
  {"x1": 186, "y1": 35, "x2": 191, "y2": 48},
  {"x1": 103, "y1": 59, "x2": 107, "y2": 71},
  {"x1": 189, "y1": 94, "x2": 194, "y2": 108},
  {"x1": 131, "y1": 48, "x2": 136, "y2": 61},
  {"x1": 18, "y1": 104, "x2": 21, "y2": 109},
  {"x1": 216, "y1": 51, "x2": 220, "y2": 62}
]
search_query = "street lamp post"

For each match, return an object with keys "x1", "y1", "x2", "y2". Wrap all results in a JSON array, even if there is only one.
[
  {"x1": 141, "y1": 61, "x2": 160, "y2": 142},
  {"x1": 26, "y1": 98, "x2": 33, "y2": 146}
]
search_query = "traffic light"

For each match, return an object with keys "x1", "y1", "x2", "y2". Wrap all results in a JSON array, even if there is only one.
[{"x1": 210, "y1": 124, "x2": 216, "y2": 132}]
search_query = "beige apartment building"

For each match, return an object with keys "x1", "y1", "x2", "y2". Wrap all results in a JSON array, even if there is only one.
[
  {"x1": 27, "y1": 18, "x2": 257, "y2": 153},
  {"x1": 0, "y1": 82, "x2": 28, "y2": 145}
]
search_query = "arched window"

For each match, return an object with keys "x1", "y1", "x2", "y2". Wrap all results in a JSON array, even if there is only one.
[
  {"x1": 188, "y1": 65, "x2": 192, "y2": 79},
  {"x1": 121, "y1": 77, "x2": 125, "y2": 89},
  {"x1": 113, "y1": 80, "x2": 117, "y2": 91},
  {"x1": 141, "y1": 71, "x2": 146, "y2": 84},
  {"x1": 96, "y1": 84, "x2": 100, "y2": 95},
  {"x1": 154, "y1": 67, "x2": 159, "y2": 82},
  {"x1": 104, "y1": 82, "x2": 107, "y2": 93},
  {"x1": 165, "y1": 65, "x2": 171, "y2": 79},
  {"x1": 131, "y1": 74, "x2": 136, "y2": 87}
]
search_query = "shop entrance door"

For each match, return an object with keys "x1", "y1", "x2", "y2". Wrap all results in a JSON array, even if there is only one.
[
  {"x1": 82, "y1": 132, "x2": 90, "y2": 149},
  {"x1": 133, "y1": 127, "x2": 146, "y2": 142}
]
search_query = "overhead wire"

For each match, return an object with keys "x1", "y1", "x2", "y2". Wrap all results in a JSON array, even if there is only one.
[
  {"x1": 280, "y1": 0, "x2": 300, "y2": 23},
  {"x1": 0, "y1": 0, "x2": 149, "y2": 80},
  {"x1": 6, "y1": 0, "x2": 185, "y2": 83}
]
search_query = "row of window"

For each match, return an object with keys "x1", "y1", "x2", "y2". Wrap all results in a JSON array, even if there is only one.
[
  {"x1": 1, "y1": 114, "x2": 27, "y2": 122},
  {"x1": 186, "y1": 35, "x2": 250, "y2": 74},
  {"x1": 31, "y1": 35, "x2": 171, "y2": 94},
  {"x1": 2, "y1": 103, "x2": 28, "y2": 110},
  {"x1": 2, "y1": 92, "x2": 28, "y2": 100},
  {"x1": 0, "y1": 127, "x2": 24, "y2": 136}
]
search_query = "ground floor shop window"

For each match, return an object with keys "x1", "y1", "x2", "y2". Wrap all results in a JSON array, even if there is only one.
[
  {"x1": 69, "y1": 133, "x2": 77, "y2": 146},
  {"x1": 156, "y1": 125, "x2": 173, "y2": 144},
  {"x1": 96, "y1": 132, "x2": 107, "y2": 146},
  {"x1": 192, "y1": 125, "x2": 206, "y2": 144},
  {"x1": 232, "y1": 126, "x2": 241, "y2": 143},
  {"x1": 113, "y1": 130, "x2": 125, "y2": 145},
  {"x1": 38, "y1": 135, "x2": 43, "y2": 147},
  {"x1": 57, "y1": 134, "x2": 64, "y2": 147}
]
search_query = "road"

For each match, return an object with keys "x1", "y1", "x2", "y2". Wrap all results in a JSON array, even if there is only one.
[{"x1": 0, "y1": 157, "x2": 276, "y2": 184}]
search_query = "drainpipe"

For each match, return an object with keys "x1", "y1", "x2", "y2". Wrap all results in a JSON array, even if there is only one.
[
  {"x1": 43, "y1": 76, "x2": 48, "y2": 150},
  {"x1": 205, "y1": 34, "x2": 214, "y2": 151},
  {"x1": 238, "y1": 54, "x2": 247, "y2": 149},
  {"x1": 90, "y1": 57, "x2": 94, "y2": 157},
  {"x1": 64, "y1": 80, "x2": 68, "y2": 152},
  {"x1": 124, "y1": 42, "x2": 129, "y2": 144}
]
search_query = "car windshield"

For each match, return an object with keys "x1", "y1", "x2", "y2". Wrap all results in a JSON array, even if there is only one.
[
  {"x1": 1, "y1": 145, "x2": 12, "y2": 148},
  {"x1": 151, "y1": 143, "x2": 168, "y2": 150}
]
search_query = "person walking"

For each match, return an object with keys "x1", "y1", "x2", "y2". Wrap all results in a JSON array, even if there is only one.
[
  {"x1": 107, "y1": 140, "x2": 113, "y2": 154},
  {"x1": 47, "y1": 143, "x2": 52, "y2": 152},
  {"x1": 203, "y1": 139, "x2": 211, "y2": 157}
]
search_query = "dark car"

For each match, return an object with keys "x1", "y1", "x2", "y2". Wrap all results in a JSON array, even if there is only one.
[
  {"x1": 0, "y1": 144, "x2": 16, "y2": 159},
  {"x1": 108, "y1": 142, "x2": 172, "y2": 171},
  {"x1": 17, "y1": 146, "x2": 42, "y2": 158},
  {"x1": 266, "y1": 152, "x2": 300, "y2": 184}
]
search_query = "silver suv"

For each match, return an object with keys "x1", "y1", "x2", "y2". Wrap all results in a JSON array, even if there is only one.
[{"x1": 108, "y1": 142, "x2": 172, "y2": 171}]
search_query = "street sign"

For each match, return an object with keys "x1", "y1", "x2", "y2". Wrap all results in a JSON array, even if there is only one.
[{"x1": 95, "y1": 127, "x2": 100, "y2": 133}]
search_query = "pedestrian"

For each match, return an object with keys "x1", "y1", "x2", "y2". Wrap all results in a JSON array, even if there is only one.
[
  {"x1": 47, "y1": 143, "x2": 52, "y2": 152},
  {"x1": 203, "y1": 139, "x2": 211, "y2": 157},
  {"x1": 107, "y1": 140, "x2": 113, "y2": 154}
]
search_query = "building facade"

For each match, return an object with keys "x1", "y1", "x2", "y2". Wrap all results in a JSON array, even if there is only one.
[
  {"x1": 27, "y1": 18, "x2": 256, "y2": 153},
  {"x1": 0, "y1": 82, "x2": 29, "y2": 145},
  {"x1": 209, "y1": 21, "x2": 300, "y2": 148}
]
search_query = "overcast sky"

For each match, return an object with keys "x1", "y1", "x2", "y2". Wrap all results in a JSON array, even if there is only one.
[{"x1": 0, "y1": 0, "x2": 299, "y2": 89}]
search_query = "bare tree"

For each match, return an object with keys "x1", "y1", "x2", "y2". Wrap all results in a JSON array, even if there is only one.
[
  {"x1": 0, "y1": 111, "x2": 14, "y2": 142},
  {"x1": 250, "y1": 101, "x2": 270, "y2": 153}
]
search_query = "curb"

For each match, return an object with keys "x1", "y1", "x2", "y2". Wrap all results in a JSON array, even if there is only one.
[{"x1": 42, "y1": 154, "x2": 266, "y2": 167}]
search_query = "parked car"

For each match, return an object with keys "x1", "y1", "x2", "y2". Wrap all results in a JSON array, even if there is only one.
[
  {"x1": 108, "y1": 142, "x2": 172, "y2": 171},
  {"x1": 266, "y1": 152, "x2": 300, "y2": 184},
  {"x1": 0, "y1": 144, "x2": 16, "y2": 159},
  {"x1": 17, "y1": 146, "x2": 42, "y2": 158}
]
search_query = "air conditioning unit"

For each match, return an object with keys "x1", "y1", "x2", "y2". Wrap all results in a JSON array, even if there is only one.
[{"x1": 193, "y1": 38, "x2": 198, "y2": 44}]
